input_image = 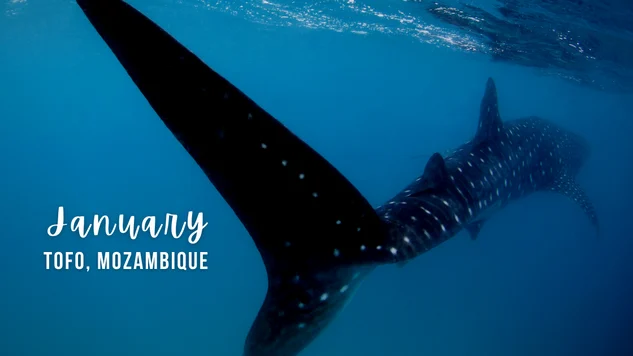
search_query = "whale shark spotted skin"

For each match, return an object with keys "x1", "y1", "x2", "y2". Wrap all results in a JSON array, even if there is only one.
[
  {"x1": 376, "y1": 78, "x2": 599, "y2": 260},
  {"x1": 75, "y1": 1, "x2": 598, "y2": 355}
]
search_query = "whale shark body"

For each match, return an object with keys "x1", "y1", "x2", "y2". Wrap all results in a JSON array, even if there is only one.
[
  {"x1": 76, "y1": 1, "x2": 599, "y2": 355},
  {"x1": 377, "y1": 79, "x2": 599, "y2": 258}
]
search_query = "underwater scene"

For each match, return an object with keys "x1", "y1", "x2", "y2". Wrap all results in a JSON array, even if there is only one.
[{"x1": 1, "y1": 0, "x2": 632, "y2": 355}]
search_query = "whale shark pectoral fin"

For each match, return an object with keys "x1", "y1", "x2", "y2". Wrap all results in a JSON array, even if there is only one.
[
  {"x1": 474, "y1": 77, "x2": 503, "y2": 146},
  {"x1": 408, "y1": 152, "x2": 448, "y2": 196},
  {"x1": 464, "y1": 220, "x2": 485, "y2": 240},
  {"x1": 75, "y1": 1, "x2": 402, "y2": 355},
  {"x1": 549, "y1": 176, "x2": 600, "y2": 238}
]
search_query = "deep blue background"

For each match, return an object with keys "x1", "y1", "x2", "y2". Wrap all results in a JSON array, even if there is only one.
[{"x1": 1, "y1": 0, "x2": 632, "y2": 355}]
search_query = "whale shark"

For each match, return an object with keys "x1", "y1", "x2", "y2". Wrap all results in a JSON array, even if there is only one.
[
  {"x1": 376, "y1": 78, "x2": 599, "y2": 258},
  {"x1": 75, "y1": 0, "x2": 599, "y2": 355}
]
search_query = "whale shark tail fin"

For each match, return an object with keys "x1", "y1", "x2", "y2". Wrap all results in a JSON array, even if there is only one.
[{"x1": 75, "y1": 0, "x2": 402, "y2": 354}]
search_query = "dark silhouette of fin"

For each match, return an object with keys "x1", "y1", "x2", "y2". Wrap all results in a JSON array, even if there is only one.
[
  {"x1": 75, "y1": 0, "x2": 402, "y2": 355},
  {"x1": 408, "y1": 152, "x2": 448, "y2": 196},
  {"x1": 474, "y1": 77, "x2": 503, "y2": 146},
  {"x1": 549, "y1": 175, "x2": 600, "y2": 238},
  {"x1": 464, "y1": 220, "x2": 485, "y2": 240}
]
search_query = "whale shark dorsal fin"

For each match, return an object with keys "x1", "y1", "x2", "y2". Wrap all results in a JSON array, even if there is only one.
[
  {"x1": 409, "y1": 152, "x2": 448, "y2": 196},
  {"x1": 549, "y1": 175, "x2": 600, "y2": 238},
  {"x1": 421, "y1": 152, "x2": 448, "y2": 189},
  {"x1": 474, "y1": 77, "x2": 503, "y2": 145},
  {"x1": 74, "y1": 0, "x2": 402, "y2": 355}
]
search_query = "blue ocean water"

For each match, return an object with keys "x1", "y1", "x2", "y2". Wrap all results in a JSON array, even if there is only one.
[{"x1": 1, "y1": 0, "x2": 632, "y2": 355}]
